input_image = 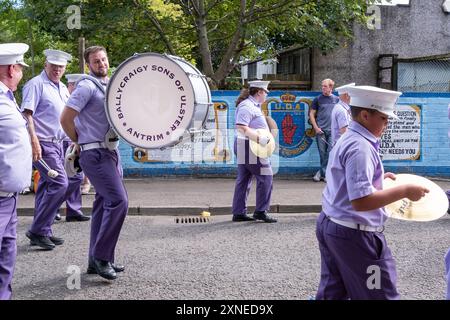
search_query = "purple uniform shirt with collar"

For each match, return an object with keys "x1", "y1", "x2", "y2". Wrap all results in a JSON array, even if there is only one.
[
  {"x1": 330, "y1": 100, "x2": 351, "y2": 146},
  {"x1": 0, "y1": 80, "x2": 32, "y2": 300},
  {"x1": 21, "y1": 71, "x2": 70, "y2": 140},
  {"x1": 0, "y1": 81, "x2": 32, "y2": 192},
  {"x1": 322, "y1": 121, "x2": 386, "y2": 227},
  {"x1": 235, "y1": 96, "x2": 269, "y2": 132},
  {"x1": 66, "y1": 75, "x2": 109, "y2": 144}
]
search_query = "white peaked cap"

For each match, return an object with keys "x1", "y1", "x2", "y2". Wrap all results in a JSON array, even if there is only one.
[
  {"x1": 347, "y1": 85, "x2": 402, "y2": 119},
  {"x1": 248, "y1": 80, "x2": 270, "y2": 92},
  {"x1": 0, "y1": 43, "x2": 29, "y2": 67},
  {"x1": 335, "y1": 83, "x2": 356, "y2": 94},
  {"x1": 44, "y1": 49, "x2": 72, "y2": 66},
  {"x1": 65, "y1": 73, "x2": 84, "y2": 83}
]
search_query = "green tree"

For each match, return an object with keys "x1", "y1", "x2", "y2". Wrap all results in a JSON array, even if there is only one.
[
  {"x1": 3, "y1": 0, "x2": 376, "y2": 89},
  {"x1": 134, "y1": 0, "x2": 375, "y2": 88}
]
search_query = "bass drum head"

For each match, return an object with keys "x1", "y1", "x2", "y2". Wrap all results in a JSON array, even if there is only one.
[{"x1": 106, "y1": 53, "x2": 197, "y2": 149}]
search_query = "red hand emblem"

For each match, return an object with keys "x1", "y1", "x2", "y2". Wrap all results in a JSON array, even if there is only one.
[{"x1": 282, "y1": 114, "x2": 297, "y2": 145}]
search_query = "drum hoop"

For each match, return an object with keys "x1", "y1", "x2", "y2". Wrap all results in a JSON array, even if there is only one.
[
  {"x1": 165, "y1": 54, "x2": 212, "y2": 131},
  {"x1": 105, "y1": 52, "x2": 203, "y2": 149}
]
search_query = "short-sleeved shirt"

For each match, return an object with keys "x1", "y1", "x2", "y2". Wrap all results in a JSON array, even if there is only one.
[
  {"x1": 0, "y1": 81, "x2": 32, "y2": 193},
  {"x1": 311, "y1": 94, "x2": 339, "y2": 131},
  {"x1": 21, "y1": 71, "x2": 70, "y2": 140},
  {"x1": 322, "y1": 121, "x2": 386, "y2": 227},
  {"x1": 66, "y1": 75, "x2": 110, "y2": 145},
  {"x1": 235, "y1": 96, "x2": 268, "y2": 139},
  {"x1": 331, "y1": 100, "x2": 352, "y2": 146}
]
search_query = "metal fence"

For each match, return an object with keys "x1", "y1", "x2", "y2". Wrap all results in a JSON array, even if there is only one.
[{"x1": 397, "y1": 54, "x2": 450, "y2": 92}]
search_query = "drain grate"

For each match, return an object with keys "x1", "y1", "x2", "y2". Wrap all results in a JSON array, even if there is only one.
[{"x1": 175, "y1": 217, "x2": 210, "y2": 224}]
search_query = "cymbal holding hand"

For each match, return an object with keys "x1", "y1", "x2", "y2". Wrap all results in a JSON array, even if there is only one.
[
  {"x1": 258, "y1": 135, "x2": 271, "y2": 146},
  {"x1": 383, "y1": 174, "x2": 446, "y2": 221},
  {"x1": 404, "y1": 184, "x2": 429, "y2": 202}
]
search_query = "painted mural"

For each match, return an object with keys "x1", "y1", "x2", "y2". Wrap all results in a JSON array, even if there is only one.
[{"x1": 118, "y1": 91, "x2": 450, "y2": 177}]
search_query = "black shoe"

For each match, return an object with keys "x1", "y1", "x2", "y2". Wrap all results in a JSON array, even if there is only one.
[
  {"x1": 90, "y1": 258, "x2": 117, "y2": 280},
  {"x1": 66, "y1": 214, "x2": 91, "y2": 222},
  {"x1": 232, "y1": 214, "x2": 255, "y2": 222},
  {"x1": 54, "y1": 213, "x2": 61, "y2": 221},
  {"x1": 49, "y1": 235, "x2": 64, "y2": 245},
  {"x1": 253, "y1": 211, "x2": 277, "y2": 223},
  {"x1": 87, "y1": 262, "x2": 125, "y2": 274},
  {"x1": 26, "y1": 231, "x2": 55, "y2": 250}
]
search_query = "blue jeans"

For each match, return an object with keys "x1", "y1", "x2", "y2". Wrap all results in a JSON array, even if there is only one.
[{"x1": 316, "y1": 131, "x2": 332, "y2": 178}]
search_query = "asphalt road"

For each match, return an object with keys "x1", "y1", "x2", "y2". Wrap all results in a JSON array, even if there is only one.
[{"x1": 12, "y1": 213, "x2": 450, "y2": 300}]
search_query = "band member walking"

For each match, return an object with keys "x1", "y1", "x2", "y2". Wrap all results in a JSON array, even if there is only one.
[
  {"x1": 0, "y1": 43, "x2": 32, "y2": 299},
  {"x1": 21, "y1": 49, "x2": 84, "y2": 250},
  {"x1": 60, "y1": 46, "x2": 127, "y2": 280},
  {"x1": 316, "y1": 85, "x2": 429, "y2": 299},
  {"x1": 231, "y1": 80, "x2": 277, "y2": 223}
]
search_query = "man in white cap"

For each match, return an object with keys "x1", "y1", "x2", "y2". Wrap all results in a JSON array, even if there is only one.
[
  {"x1": 231, "y1": 80, "x2": 277, "y2": 223},
  {"x1": 330, "y1": 83, "x2": 355, "y2": 146},
  {"x1": 0, "y1": 43, "x2": 32, "y2": 299},
  {"x1": 21, "y1": 49, "x2": 90, "y2": 251},
  {"x1": 315, "y1": 85, "x2": 429, "y2": 300},
  {"x1": 309, "y1": 78, "x2": 339, "y2": 182}
]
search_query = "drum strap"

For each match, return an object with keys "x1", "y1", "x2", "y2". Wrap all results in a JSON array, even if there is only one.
[
  {"x1": 77, "y1": 75, "x2": 106, "y2": 94},
  {"x1": 76, "y1": 75, "x2": 119, "y2": 150}
]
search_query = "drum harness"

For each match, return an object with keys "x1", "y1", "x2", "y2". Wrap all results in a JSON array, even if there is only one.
[{"x1": 76, "y1": 75, "x2": 120, "y2": 152}]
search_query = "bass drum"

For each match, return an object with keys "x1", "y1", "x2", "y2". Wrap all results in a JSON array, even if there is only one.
[{"x1": 105, "y1": 53, "x2": 212, "y2": 149}]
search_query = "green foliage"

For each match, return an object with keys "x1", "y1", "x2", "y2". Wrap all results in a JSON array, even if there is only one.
[{"x1": 1, "y1": 0, "x2": 376, "y2": 90}]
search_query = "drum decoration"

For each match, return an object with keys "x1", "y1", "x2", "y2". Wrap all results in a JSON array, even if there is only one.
[{"x1": 105, "y1": 53, "x2": 212, "y2": 149}]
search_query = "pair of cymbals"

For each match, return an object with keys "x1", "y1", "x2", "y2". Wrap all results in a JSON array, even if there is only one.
[
  {"x1": 383, "y1": 174, "x2": 448, "y2": 221},
  {"x1": 249, "y1": 129, "x2": 276, "y2": 159}
]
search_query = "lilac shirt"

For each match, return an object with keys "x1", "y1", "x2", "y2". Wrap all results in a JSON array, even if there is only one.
[
  {"x1": 66, "y1": 75, "x2": 110, "y2": 144},
  {"x1": 235, "y1": 96, "x2": 268, "y2": 139},
  {"x1": 322, "y1": 121, "x2": 386, "y2": 227},
  {"x1": 331, "y1": 101, "x2": 352, "y2": 146},
  {"x1": 21, "y1": 71, "x2": 70, "y2": 140},
  {"x1": 0, "y1": 81, "x2": 32, "y2": 193}
]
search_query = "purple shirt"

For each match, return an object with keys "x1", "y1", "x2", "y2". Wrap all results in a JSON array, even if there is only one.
[
  {"x1": 66, "y1": 75, "x2": 110, "y2": 144},
  {"x1": 21, "y1": 71, "x2": 70, "y2": 140},
  {"x1": 0, "y1": 81, "x2": 32, "y2": 193},
  {"x1": 322, "y1": 121, "x2": 386, "y2": 227},
  {"x1": 331, "y1": 101, "x2": 351, "y2": 146},
  {"x1": 235, "y1": 96, "x2": 268, "y2": 139}
]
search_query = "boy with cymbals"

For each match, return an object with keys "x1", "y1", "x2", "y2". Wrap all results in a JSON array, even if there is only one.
[{"x1": 316, "y1": 85, "x2": 429, "y2": 299}]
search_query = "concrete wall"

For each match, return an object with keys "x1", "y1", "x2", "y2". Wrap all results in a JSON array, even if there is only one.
[
  {"x1": 312, "y1": 0, "x2": 450, "y2": 90},
  {"x1": 119, "y1": 90, "x2": 450, "y2": 178}
]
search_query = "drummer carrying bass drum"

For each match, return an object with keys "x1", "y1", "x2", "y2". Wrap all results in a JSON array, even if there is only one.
[{"x1": 60, "y1": 46, "x2": 127, "y2": 281}]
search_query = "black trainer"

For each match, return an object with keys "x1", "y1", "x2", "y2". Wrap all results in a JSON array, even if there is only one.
[
  {"x1": 87, "y1": 262, "x2": 125, "y2": 274},
  {"x1": 49, "y1": 235, "x2": 64, "y2": 245},
  {"x1": 253, "y1": 211, "x2": 277, "y2": 223},
  {"x1": 66, "y1": 214, "x2": 91, "y2": 222},
  {"x1": 232, "y1": 214, "x2": 255, "y2": 222},
  {"x1": 26, "y1": 231, "x2": 55, "y2": 250}
]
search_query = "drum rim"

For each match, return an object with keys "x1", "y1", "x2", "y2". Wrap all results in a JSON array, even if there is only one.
[
  {"x1": 166, "y1": 54, "x2": 212, "y2": 131},
  {"x1": 105, "y1": 52, "x2": 202, "y2": 149}
]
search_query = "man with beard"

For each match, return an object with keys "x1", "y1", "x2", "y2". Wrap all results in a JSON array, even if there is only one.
[
  {"x1": 22, "y1": 49, "x2": 89, "y2": 251},
  {"x1": 60, "y1": 46, "x2": 127, "y2": 281}
]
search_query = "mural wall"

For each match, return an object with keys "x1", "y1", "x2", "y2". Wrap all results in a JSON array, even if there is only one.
[{"x1": 118, "y1": 91, "x2": 450, "y2": 177}]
